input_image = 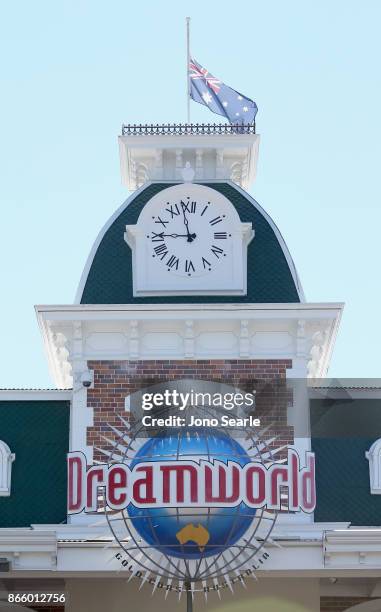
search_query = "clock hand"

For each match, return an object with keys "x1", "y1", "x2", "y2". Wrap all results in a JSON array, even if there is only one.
[
  {"x1": 162, "y1": 233, "x2": 197, "y2": 239},
  {"x1": 180, "y1": 201, "x2": 196, "y2": 243}
]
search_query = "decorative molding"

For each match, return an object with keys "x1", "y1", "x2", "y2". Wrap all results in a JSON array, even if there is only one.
[
  {"x1": 52, "y1": 329, "x2": 72, "y2": 389},
  {"x1": 175, "y1": 148, "x2": 183, "y2": 180},
  {"x1": 36, "y1": 303, "x2": 343, "y2": 388},
  {"x1": 129, "y1": 320, "x2": 139, "y2": 359},
  {"x1": 9, "y1": 522, "x2": 381, "y2": 575},
  {"x1": 195, "y1": 148, "x2": 203, "y2": 179},
  {"x1": 0, "y1": 441, "x2": 15, "y2": 497},
  {"x1": 324, "y1": 529, "x2": 381, "y2": 568},
  {"x1": 366, "y1": 439, "x2": 381, "y2": 494},
  {"x1": 184, "y1": 320, "x2": 195, "y2": 358},
  {"x1": 118, "y1": 133, "x2": 260, "y2": 190},
  {"x1": 154, "y1": 149, "x2": 163, "y2": 178},
  {"x1": 0, "y1": 529, "x2": 57, "y2": 571},
  {"x1": 307, "y1": 328, "x2": 330, "y2": 378},
  {"x1": 216, "y1": 148, "x2": 224, "y2": 179},
  {"x1": 230, "y1": 161, "x2": 243, "y2": 185},
  {"x1": 239, "y1": 319, "x2": 250, "y2": 357},
  {"x1": 296, "y1": 319, "x2": 307, "y2": 358}
]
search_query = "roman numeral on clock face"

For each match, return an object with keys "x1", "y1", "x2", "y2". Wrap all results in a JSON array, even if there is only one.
[
  {"x1": 214, "y1": 232, "x2": 227, "y2": 239},
  {"x1": 180, "y1": 200, "x2": 190, "y2": 213},
  {"x1": 165, "y1": 203, "x2": 180, "y2": 218},
  {"x1": 153, "y1": 243, "x2": 168, "y2": 259},
  {"x1": 180, "y1": 200, "x2": 197, "y2": 214},
  {"x1": 154, "y1": 216, "x2": 169, "y2": 228},
  {"x1": 185, "y1": 260, "x2": 195, "y2": 273},
  {"x1": 211, "y1": 245, "x2": 224, "y2": 258},
  {"x1": 201, "y1": 203, "x2": 210, "y2": 216},
  {"x1": 202, "y1": 257, "x2": 211, "y2": 270},
  {"x1": 167, "y1": 255, "x2": 179, "y2": 270},
  {"x1": 209, "y1": 216, "x2": 223, "y2": 226},
  {"x1": 150, "y1": 232, "x2": 164, "y2": 242}
]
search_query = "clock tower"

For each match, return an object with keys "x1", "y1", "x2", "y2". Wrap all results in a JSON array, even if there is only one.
[{"x1": 37, "y1": 122, "x2": 342, "y2": 526}]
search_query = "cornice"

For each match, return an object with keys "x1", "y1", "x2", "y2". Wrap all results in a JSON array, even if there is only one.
[{"x1": 36, "y1": 302, "x2": 343, "y2": 388}]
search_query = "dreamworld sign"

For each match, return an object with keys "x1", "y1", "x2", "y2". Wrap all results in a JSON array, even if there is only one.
[
  {"x1": 66, "y1": 384, "x2": 316, "y2": 594},
  {"x1": 68, "y1": 448, "x2": 316, "y2": 514},
  {"x1": 67, "y1": 439, "x2": 316, "y2": 593}
]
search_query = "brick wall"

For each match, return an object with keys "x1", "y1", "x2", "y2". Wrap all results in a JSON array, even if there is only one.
[
  {"x1": 87, "y1": 359, "x2": 293, "y2": 462},
  {"x1": 320, "y1": 597, "x2": 375, "y2": 611}
]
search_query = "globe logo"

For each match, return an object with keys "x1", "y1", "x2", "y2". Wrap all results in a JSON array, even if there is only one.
[
  {"x1": 65, "y1": 379, "x2": 316, "y2": 594},
  {"x1": 127, "y1": 429, "x2": 257, "y2": 559},
  {"x1": 99, "y1": 379, "x2": 286, "y2": 592}
]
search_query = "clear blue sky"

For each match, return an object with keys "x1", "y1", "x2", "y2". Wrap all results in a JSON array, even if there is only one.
[{"x1": 1, "y1": 0, "x2": 380, "y2": 387}]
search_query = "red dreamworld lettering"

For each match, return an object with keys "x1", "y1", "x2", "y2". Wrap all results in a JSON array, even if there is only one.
[
  {"x1": 245, "y1": 465, "x2": 266, "y2": 506},
  {"x1": 161, "y1": 464, "x2": 198, "y2": 503},
  {"x1": 67, "y1": 452, "x2": 85, "y2": 513},
  {"x1": 289, "y1": 448, "x2": 300, "y2": 512},
  {"x1": 66, "y1": 449, "x2": 316, "y2": 514},
  {"x1": 301, "y1": 452, "x2": 316, "y2": 512},
  {"x1": 107, "y1": 464, "x2": 128, "y2": 510},
  {"x1": 86, "y1": 465, "x2": 106, "y2": 512},
  {"x1": 268, "y1": 464, "x2": 288, "y2": 509},
  {"x1": 205, "y1": 463, "x2": 240, "y2": 504},
  {"x1": 133, "y1": 465, "x2": 156, "y2": 504}
]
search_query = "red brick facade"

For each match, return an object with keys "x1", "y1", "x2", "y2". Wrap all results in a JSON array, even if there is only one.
[{"x1": 87, "y1": 359, "x2": 293, "y2": 462}]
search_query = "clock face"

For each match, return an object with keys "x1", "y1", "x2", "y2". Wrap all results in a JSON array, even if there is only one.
[
  {"x1": 147, "y1": 194, "x2": 233, "y2": 278},
  {"x1": 125, "y1": 183, "x2": 254, "y2": 296}
]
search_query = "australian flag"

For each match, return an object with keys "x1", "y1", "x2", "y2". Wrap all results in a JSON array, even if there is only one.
[{"x1": 189, "y1": 58, "x2": 258, "y2": 124}]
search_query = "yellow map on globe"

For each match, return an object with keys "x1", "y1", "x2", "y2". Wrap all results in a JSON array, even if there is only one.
[{"x1": 176, "y1": 523, "x2": 210, "y2": 552}]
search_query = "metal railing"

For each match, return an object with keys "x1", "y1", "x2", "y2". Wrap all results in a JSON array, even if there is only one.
[{"x1": 121, "y1": 122, "x2": 256, "y2": 136}]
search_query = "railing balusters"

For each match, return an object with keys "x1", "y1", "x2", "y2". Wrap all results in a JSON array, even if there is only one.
[{"x1": 121, "y1": 123, "x2": 256, "y2": 136}]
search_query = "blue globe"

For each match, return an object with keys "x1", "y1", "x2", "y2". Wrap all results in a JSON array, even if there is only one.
[{"x1": 128, "y1": 430, "x2": 256, "y2": 559}]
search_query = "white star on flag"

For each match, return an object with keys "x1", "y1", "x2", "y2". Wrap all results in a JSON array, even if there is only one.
[
  {"x1": 202, "y1": 92, "x2": 213, "y2": 105},
  {"x1": 188, "y1": 57, "x2": 258, "y2": 123}
]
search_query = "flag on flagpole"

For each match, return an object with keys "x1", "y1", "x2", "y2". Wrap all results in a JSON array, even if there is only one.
[{"x1": 189, "y1": 58, "x2": 258, "y2": 124}]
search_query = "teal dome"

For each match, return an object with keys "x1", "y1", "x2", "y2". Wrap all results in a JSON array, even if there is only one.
[{"x1": 77, "y1": 182, "x2": 303, "y2": 304}]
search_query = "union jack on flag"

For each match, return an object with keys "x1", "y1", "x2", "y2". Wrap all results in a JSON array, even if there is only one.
[
  {"x1": 189, "y1": 60, "x2": 221, "y2": 94},
  {"x1": 189, "y1": 57, "x2": 257, "y2": 124}
]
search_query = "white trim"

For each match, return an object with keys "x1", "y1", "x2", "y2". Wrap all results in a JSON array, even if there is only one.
[
  {"x1": 0, "y1": 440, "x2": 15, "y2": 497},
  {"x1": 38, "y1": 302, "x2": 343, "y2": 315},
  {"x1": 74, "y1": 180, "x2": 305, "y2": 303},
  {"x1": 366, "y1": 439, "x2": 381, "y2": 495},
  {"x1": 35, "y1": 302, "x2": 343, "y2": 387},
  {"x1": 324, "y1": 529, "x2": 381, "y2": 569},
  {"x1": 0, "y1": 390, "x2": 72, "y2": 401},
  {"x1": 0, "y1": 528, "x2": 57, "y2": 571},
  {"x1": 5, "y1": 524, "x2": 381, "y2": 576}
]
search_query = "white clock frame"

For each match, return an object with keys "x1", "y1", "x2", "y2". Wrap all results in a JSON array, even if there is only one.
[{"x1": 124, "y1": 183, "x2": 254, "y2": 297}]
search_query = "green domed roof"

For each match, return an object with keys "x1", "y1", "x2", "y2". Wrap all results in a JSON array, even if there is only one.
[{"x1": 77, "y1": 182, "x2": 303, "y2": 304}]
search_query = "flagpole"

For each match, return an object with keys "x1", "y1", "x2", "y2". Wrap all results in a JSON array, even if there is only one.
[{"x1": 186, "y1": 17, "x2": 191, "y2": 124}]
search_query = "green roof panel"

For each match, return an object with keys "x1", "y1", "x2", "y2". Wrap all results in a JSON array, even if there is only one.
[{"x1": 80, "y1": 182, "x2": 301, "y2": 304}]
